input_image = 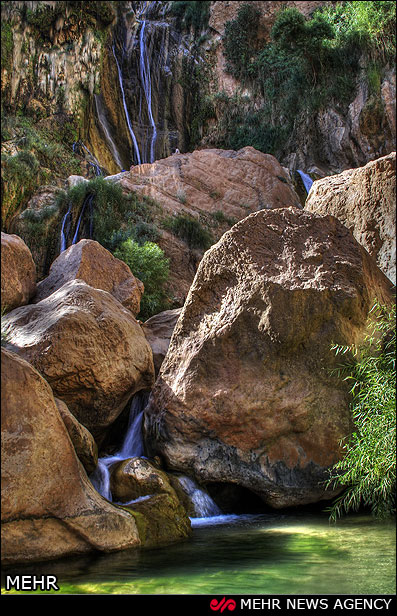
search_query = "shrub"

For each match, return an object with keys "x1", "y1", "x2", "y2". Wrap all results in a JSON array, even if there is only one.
[
  {"x1": 114, "y1": 240, "x2": 170, "y2": 321},
  {"x1": 222, "y1": 3, "x2": 261, "y2": 81},
  {"x1": 170, "y1": 1, "x2": 211, "y2": 33},
  {"x1": 1, "y1": 150, "x2": 41, "y2": 229},
  {"x1": 327, "y1": 301, "x2": 396, "y2": 520},
  {"x1": 162, "y1": 213, "x2": 213, "y2": 250},
  {"x1": 55, "y1": 178, "x2": 156, "y2": 250},
  {"x1": 217, "y1": 2, "x2": 395, "y2": 157}
]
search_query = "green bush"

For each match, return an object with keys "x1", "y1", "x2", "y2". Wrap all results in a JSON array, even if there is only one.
[
  {"x1": 1, "y1": 150, "x2": 41, "y2": 229},
  {"x1": 114, "y1": 240, "x2": 170, "y2": 321},
  {"x1": 217, "y1": 2, "x2": 395, "y2": 157},
  {"x1": 327, "y1": 301, "x2": 396, "y2": 520},
  {"x1": 55, "y1": 178, "x2": 158, "y2": 250},
  {"x1": 162, "y1": 213, "x2": 213, "y2": 250},
  {"x1": 170, "y1": 1, "x2": 211, "y2": 33},
  {"x1": 223, "y1": 3, "x2": 261, "y2": 81}
]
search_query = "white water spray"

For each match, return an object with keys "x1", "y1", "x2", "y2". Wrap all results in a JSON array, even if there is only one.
[{"x1": 176, "y1": 475, "x2": 222, "y2": 518}]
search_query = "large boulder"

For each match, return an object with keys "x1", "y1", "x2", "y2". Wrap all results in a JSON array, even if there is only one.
[
  {"x1": 123, "y1": 147, "x2": 301, "y2": 220},
  {"x1": 1, "y1": 232, "x2": 36, "y2": 312},
  {"x1": 33, "y1": 239, "x2": 144, "y2": 316},
  {"x1": 305, "y1": 153, "x2": 396, "y2": 284},
  {"x1": 2, "y1": 279, "x2": 155, "y2": 442},
  {"x1": 1, "y1": 348, "x2": 140, "y2": 565},
  {"x1": 144, "y1": 208, "x2": 394, "y2": 509},
  {"x1": 121, "y1": 147, "x2": 301, "y2": 304},
  {"x1": 141, "y1": 308, "x2": 182, "y2": 376}
]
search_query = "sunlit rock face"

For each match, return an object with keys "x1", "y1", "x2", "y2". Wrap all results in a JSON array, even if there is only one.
[
  {"x1": 144, "y1": 208, "x2": 394, "y2": 509},
  {"x1": 2, "y1": 279, "x2": 155, "y2": 443},
  {"x1": 1, "y1": 232, "x2": 36, "y2": 312},
  {"x1": 1, "y1": 348, "x2": 140, "y2": 565},
  {"x1": 306, "y1": 152, "x2": 396, "y2": 285},
  {"x1": 121, "y1": 146, "x2": 301, "y2": 304},
  {"x1": 33, "y1": 239, "x2": 144, "y2": 316}
]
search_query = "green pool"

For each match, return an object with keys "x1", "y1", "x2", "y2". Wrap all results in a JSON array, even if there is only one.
[{"x1": 2, "y1": 512, "x2": 395, "y2": 595}]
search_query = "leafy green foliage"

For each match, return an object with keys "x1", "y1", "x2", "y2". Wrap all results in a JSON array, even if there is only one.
[
  {"x1": 170, "y1": 1, "x2": 211, "y2": 33},
  {"x1": 162, "y1": 213, "x2": 213, "y2": 250},
  {"x1": 327, "y1": 301, "x2": 396, "y2": 520},
  {"x1": 1, "y1": 150, "x2": 42, "y2": 229},
  {"x1": 1, "y1": 21, "x2": 13, "y2": 73},
  {"x1": 114, "y1": 240, "x2": 170, "y2": 321},
  {"x1": 55, "y1": 177, "x2": 158, "y2": 250},
  {"x1": 218, "y1": 2, "x2": 395, "y2": 157},
  {"x1": 223, "y1": 3, "x2": 261, "y2": 81}
]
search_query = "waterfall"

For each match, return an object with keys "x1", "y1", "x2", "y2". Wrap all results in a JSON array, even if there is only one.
[
  {"x1": 60, "y1": 203, "x2": 72, "y2": 253},
  {"x1": 112, "y1": 44, "x2": 142, "y2": 165},
  {"x1": 89, "y1": 391, "x2": 149, "y2": 501},
  {"x1": 94, "y1": 94, "x2": 124, "y2": 171},
  {"x1": 71, "y1": 193, "x2": 94, "y2": 246},
  {"x1": 176, "y1": 475, "x2": 222, "y2": 518},
  {"x1": 297, "y1": 169, "x2": 314, "y2": 194},
  {"x1": 138, "y1": 18, "x2": 157, "y2": 163}
]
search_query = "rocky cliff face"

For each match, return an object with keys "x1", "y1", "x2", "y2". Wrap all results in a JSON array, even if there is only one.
[{"x1": 2, "y1": 1, "x2": 395, "y2": 190}]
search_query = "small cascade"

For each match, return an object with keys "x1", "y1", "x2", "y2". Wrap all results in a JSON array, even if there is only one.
[
  {"x1": 60, "y1": 142, "x2": 103, "y2": 253},
  {"x1": 297, "y1": 169, "x2": 314, "y2": 194},
  {"x1": 138, "y1": 18, "x2": 157, "y2": 163},
  {"x1": 176, "y1": 475, "x2": 222, "y2": 518},
  {"x1": 73, "y1": 141, "x2": 103, "y2": 176},
  {"x1": 112, "y1": 43, "x2": 142, "y2": 165},
  {"x1": 89, "y1": 391, "x2": 149, "y2": 501},
  {"x1": 71, "y1": 193, "x2": 94, "y2": 245},
  {"x1": 60, "y1": 203, "x2": 72, "y2": 253}
]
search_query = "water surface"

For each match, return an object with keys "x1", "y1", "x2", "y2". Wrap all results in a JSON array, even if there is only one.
[{"x1": 2, "y1": 512, "x2": 395, "y2": 595}]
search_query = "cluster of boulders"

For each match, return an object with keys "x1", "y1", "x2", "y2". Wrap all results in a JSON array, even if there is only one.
[
  {"x1": 1, "y1": 236, "x2": 192, "y2": 564},
  {"x1": 1, "y1": 149, "x2": 395, "y2": 565}
]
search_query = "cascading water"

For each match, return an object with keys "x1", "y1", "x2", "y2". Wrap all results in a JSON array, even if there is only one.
[
  {"x1": 138, "y1": 17, "x2": 157, "y2": 163},
  {"x1": 89, "y1": 391, "x2": 149, "y2": 501},
  {"x1": 112, "y1": 43, "x2": 142, "y2": 165},
  {"x1": 71, "y1": 193, "x2": 94, "y2": 245},
  {"x1": 176, "y1": 475, "x2": 222, "y2": 518},
  {"x1": 297, "y1": 169, "x2": 314, "y2": 194},
  {"x1": 98, "y1": 1, "x2": 181, "y2": 170},
  {"x1": 59, "y1": 142, "x2": 103, "y2": 253},
  {"x1": 60, "y1": 203, "x2": 72, "y2": 253}
]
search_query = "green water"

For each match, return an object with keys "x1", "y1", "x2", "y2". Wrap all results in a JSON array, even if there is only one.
[{"x1": 2, "y1": 513, "x2": 395, "y2": 595}]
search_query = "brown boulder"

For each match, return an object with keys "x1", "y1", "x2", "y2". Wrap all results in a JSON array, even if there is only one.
[
  {"x1": 2, "y1": 279, "x2": 155, "y2": 441},
  {"x1": 1, "y1": 348, "x2": 140, "y2": 565},
  {"x1": 1, "y1": 232, "x2": 36, "y2": 312},
  {"x1": 141, "y1": 308, "x2": 182, "y2": 376},
  {"x1": 55, "y1": 398, "x2": 98, "y2": 475},
  {"x1": 306, "y1": 153, "x2": 396, "y2": 284},
  {"x1": 144, "y1": 208, "x2": 394, "y2": 509},
  {"x1": 120, "y1": 147, "x2": 300, "y2": 304},
  {"x1": 33, "y1": 239, "x2": 144, "y2": 316},
  {"x1": 110, "y1": 457, "x2": 191, "y2": 547},
  {"x1": 122, "y1": 147, "x2": 301, "y2": 221}
]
